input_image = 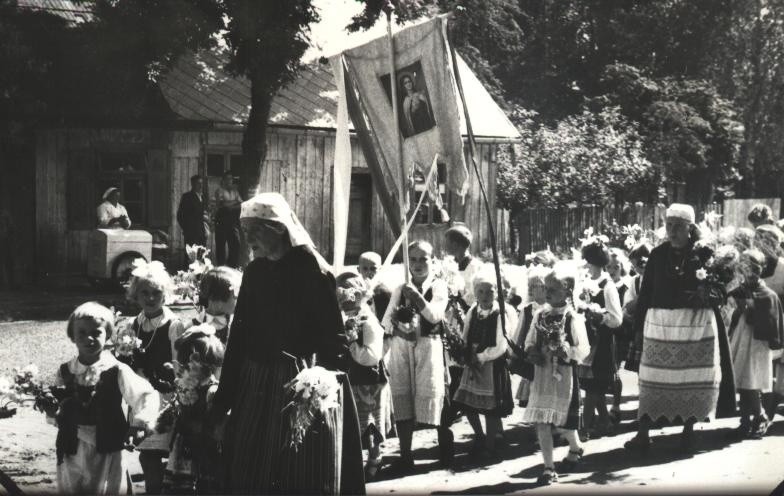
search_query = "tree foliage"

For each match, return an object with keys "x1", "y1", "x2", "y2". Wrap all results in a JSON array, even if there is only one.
[{"x1": 497, "y1": 107, "x2": 657, "y2": 210}]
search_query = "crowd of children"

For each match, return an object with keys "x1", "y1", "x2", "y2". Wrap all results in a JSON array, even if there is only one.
[{"x1": 45, "y1": 201, "x2": 784, "y2": 493}]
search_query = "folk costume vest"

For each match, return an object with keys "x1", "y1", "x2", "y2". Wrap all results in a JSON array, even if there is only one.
[
  {"x1": 55, "y1": 364, "x2": 128, "y2": 464},
  {"x1": 132, "y1": 318, "x2": 174, "y2": 392}
]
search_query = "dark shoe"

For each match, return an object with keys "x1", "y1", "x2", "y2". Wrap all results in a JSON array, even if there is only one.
[
  {"x1": 624, "y1": 435, "x2": 650, "y2": 455},
  {"x1": 536, "y1": 467, "x2": 558, "y2": 485},
  {"x1": 725, "y1": 421, "x2": 751, "y2": 440},
  {"x1": 589, "y1": 419, "x2": 613, "y2": 439},
  {"x1": 749, "y1": 416, "x2": 770, "y2": 440},
  {"x1": 578, "y1": 429, "x2": 590, "y2": 443},
  {"x1": 557, "y1": 447, "x2": 584, "y2": 473},
  {"x1": 468, "y1": 435, "x2": 487, "y2": 458},
  {"x1": 387, "y1": 457, "x2": 415, "y2": 476}
]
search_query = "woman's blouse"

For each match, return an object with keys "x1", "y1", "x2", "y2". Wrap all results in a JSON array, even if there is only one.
[
  {"x1": 381, "y1": 273, "x2": 449, "y2": 334},
  {"x1": 96, "y1": 201, "x2": 131, "y2": 228}
]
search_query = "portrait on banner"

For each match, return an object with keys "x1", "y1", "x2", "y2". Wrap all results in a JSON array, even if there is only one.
[{"x1": 380, "y1": 61, "x2": 436, "y2": 138}]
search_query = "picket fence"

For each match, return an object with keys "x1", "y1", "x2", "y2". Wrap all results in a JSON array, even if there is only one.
[{"x1": 511, "y1": 202, "x2": 723, "y2": 257}]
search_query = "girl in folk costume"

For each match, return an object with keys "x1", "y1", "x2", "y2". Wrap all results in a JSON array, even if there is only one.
[
  {"x1": 577, "y1": 236, "x2": 623, "y2": 439},
  {"x1": 453, "y1": 268, "x2": 514, "y2": 458},
  {"x1": 164, "y1": 325, "x2": 225, "y2": 494},
  {"x1": 125, "y1": 260, "x2": 185, "y2": 494},
  {"x1": 382, "y1": 240, "x2": 449, "y2": 474},
  {"x1": 336, "y1": 272, "x2": 394, "y2": 482},
  {"x1": 190, "y1": 266, "x2": 242, "y2": 347},
  {"x1": 522, "y1": 267, "x2": 590, "y2": 485},
  {"x1": 54, "y1": 302, "x2": 159, "y2": 495},
  {"x1": 726, "y1": 249, "x2": 784, "y2": 439},
  {"x1": 439, "y1": 224, "x2": 483, "y2": 464},
  {"x1": 625, "y1": 204, "x2": 728, "y2": 454},
  {"x1": 607, "y1": 248, "x2": 631, "y2": 425},
  {"x1": 512, "y1": 266, "x2": 549, "y2": 407}
]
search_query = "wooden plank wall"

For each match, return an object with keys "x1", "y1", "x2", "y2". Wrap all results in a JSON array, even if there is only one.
[
  {"x1": 35, "y1": 128, "x2": 151, "y2": 279},
  {"x1": 722, "y1": 198, "x2": 781, "y2": 230},
  {"x1": 37, "y1": 127, "x2": 511, "y2": 279}
]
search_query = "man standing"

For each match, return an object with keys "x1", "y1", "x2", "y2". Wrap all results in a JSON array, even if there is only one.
[
  {"x1": 96, "y1": 187, "x2": 131, "y2": 229},
  {"x1": 177, "y1": 175, "x2": 209, "y2": 250},
  {"x1": 213, "y1": 171, "x2": 242, "y2": 267}
]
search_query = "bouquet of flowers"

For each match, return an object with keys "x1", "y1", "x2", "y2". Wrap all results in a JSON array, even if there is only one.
[
  {"x1": 0, "y1": 365, "x2": 69, "y2": 419},
  {"x1": 685, "y1": 241, "x2": 739, "y2": 307},
  {"x1": 442, "y1": 296, "x2": 468, "y2": 366},
  {"x1": 535, "y1": 317, "x2": 568, "y2": 381},
  {"x1": 112, "y1": 313, "x2": 141, "y2": 360},
  {"x1": 281, "y1": 365, "x2": 341, "y2": 449},
  {"x1": 171, "y1": 244, "x2": 214, "y2": 305},
  {"x1": 342, "y1": 311, "x2": 368, "y2": 344},
  {"x1": 156, "y1": 357, "x2": 202, "y2": 434}
]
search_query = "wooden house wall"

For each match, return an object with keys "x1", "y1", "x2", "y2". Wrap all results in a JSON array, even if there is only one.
[
  {"x1": 35, "y1": 128, "x2": 152, "y2": 278},
  {"x1": 36, "y1": 127, "x2": 511, "y2": 280}
]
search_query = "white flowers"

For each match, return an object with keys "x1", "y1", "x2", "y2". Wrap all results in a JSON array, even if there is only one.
[
  {"x1": 580, "y1": 227, "x2": 610, "y2": 248},
  {"x1": 284, "y1": 365, "x2": 342, "y2": 448},
  {"x1": 21, "y1": 364, "x2": 39, "y2": 378},
  {"x1": 695, "y1": 268, "x2": 708, "y2": 281}
]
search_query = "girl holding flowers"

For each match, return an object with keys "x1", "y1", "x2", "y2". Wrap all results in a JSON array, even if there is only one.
[
  {"x1": 191, "y1": 266, "x2": 242, "y2": 347},
  {"x1": 726, "y1": 249, "x2": 784, "y2": 439},
  {"x1": 453, "y1": 267, "x2": 513, "y2": 458},
  {"x1": 578, "y1": 234, "x2": 623, "y2": 439},
  {"x1": 336, "y1": 272, "x2": 393, "y2": 481},
  {"x1": 124, "y1": 260, "x2": 185, "y2": 494},
  {"x1": 512, "y1": 266, "x2": 549, "y2": 407},
  {"x1": 521, "y1": 266, "x2": 590, "y2": 485},
  {"x1": 382, "y1": 240, "x2": 449, "y2": 474},
  {"x1": 55, "y1": 302, "x2": 159, "y2": 495},
  {"x1": 163, "y1": 324, "x2": 225, "y2": 493}
]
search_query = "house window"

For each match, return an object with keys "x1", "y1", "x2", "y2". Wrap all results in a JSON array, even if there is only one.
[
  {"x1": 205, "y1": 151, "x2": 243, "y2": 178},
  {"x1": 97, "y1": 151, "x2": 147, "y2": 226},
  {"x1": 411, "y1": 162, "x2": 449, "y2": 224}
]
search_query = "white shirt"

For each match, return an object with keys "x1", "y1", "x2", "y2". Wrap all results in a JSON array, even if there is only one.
[
  {"x1": 382, "y1": 274, "x2": 449, "y2": 335},
  {"x1": 214, "y1": 186, "x2": 242, "y2": 205},
  {"x1": 96, "y1": 201, "x2": 131, "y2": 228}
]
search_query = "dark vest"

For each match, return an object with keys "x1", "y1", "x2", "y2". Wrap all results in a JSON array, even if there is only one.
[
  {"x1": 55, "y1": 363, "x2": 129, "y2": 464},
  {"x1": 132, "y1": 318, "x2": 174, "y2": 391},
  {"x1": 466, "y1": 307, "x2": 499, "y2": 355},
  {"x1": 585, "y1": 279, "x2": 609, "y2": 346}
]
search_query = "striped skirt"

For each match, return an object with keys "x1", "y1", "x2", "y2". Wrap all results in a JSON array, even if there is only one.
[
  {"x1": 638, "y1": 308, "x2": 722, "y2": 423},
  {"x1": 223, "y1": 357, "x2": 364, "y2": 495}
]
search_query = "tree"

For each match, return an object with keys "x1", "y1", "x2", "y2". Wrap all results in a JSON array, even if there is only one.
[
  {"x1": 496, "y1": 106, "x2": 657, "y2": 211},
  {"x1": 220, "y1": 0, "x2": 319, "y2": 197}
]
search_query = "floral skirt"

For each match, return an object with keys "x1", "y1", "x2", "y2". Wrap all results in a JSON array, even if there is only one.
[{"x1": 638, "y1": 308, "x2": 721, "y2": 423}]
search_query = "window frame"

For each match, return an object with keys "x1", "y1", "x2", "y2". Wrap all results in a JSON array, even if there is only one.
[{"x1": 410, "y1": 161, "x2": 450, "y2": 225}]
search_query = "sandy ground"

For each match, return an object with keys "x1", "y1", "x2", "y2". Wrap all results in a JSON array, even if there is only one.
[{"x1": 1, "y1": 312, "x2": 782, "y2": 495}]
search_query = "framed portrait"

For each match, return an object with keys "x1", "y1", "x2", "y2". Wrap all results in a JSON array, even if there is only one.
[{"x1": 380, "y1": 60, "x2": 437, "y2": 138}]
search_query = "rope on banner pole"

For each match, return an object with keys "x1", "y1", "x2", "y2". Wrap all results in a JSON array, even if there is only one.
[
  {"x1": 384, "y1": 3, "x2": 410, "y2": 284},
  {"x1": 447, "y1": 26, "x2": 520, "y2": 353}
]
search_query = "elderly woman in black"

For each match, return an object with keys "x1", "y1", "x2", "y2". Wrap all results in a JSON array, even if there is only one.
[{"x1": 210, "y1": 192, "x2": 363, "y2": 494}]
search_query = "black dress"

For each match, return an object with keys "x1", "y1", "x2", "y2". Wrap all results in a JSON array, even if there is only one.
[{"x1": 212, "y1": 246, "x2": 364, "y2": 494}]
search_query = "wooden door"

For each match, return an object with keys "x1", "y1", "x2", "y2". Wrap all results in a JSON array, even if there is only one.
[{"x1": 345, "y1": 173, "x2": 372, "y2": 265}]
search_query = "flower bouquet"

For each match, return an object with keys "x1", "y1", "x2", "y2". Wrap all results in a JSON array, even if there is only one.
[
  {"x1": 342, "y1": 311, "x2": 368, "y2": 344},
  {"x1": 0, "y1": 365, "x2": 69, "y2": 420},
  {"x1": 535, "y1": 317, "x2": 568, "y2": 381},
  {"x1": 281, "y1": 365, "x2": 341, "y2": 449},
  {"x1": 156, "y1": 358, "x2": 202, "y2": 435},
  {"x1": 442, "y1": 295, "x2": 468, "y2": 366},
  {"x1": 171, "y1": 244, "x2": 214, "y2": 305},
  {"x1": 684, "y1": 242, "x2": 738, "y2": 308}
]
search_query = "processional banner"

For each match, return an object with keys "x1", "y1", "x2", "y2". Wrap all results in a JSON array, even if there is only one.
[{"x1": 331, "y1": 15, "x2": 469, "y2": 268}]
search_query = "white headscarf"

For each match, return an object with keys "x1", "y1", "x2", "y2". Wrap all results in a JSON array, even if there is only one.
[{"x1": 240, "y1": 192, "x2": 332, "y2": 272}]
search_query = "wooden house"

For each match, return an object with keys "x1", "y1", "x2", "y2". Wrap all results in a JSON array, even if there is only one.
[{"x1": 31, "y1": 48, "x2": 519, "y2": 281}]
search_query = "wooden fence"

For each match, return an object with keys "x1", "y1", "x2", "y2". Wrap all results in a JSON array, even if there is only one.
[{"x1": 511, "y1": 202, "x2": 723, "y2": 257}]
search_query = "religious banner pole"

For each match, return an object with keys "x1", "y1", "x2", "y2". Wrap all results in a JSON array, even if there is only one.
[{"x1": 383, "y1": 1, "x2": 410, "y2": 284}]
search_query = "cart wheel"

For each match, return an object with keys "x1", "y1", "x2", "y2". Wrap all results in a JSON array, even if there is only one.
[{"x1": 112, "y1": 251, "x2": 145, "y2": 287}]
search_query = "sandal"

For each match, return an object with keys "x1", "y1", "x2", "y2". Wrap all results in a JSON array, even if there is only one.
[
  {"x1": 536, "y1": 467, "x2": 558, "y2": 485},
  {"x1": 364, "y1": 458, "x2": 383, "y2": 482},
  {"x1": 558, "y1": 447, "x2": 584, "y2": 473},
  {"x1": 624, "y1": 435, "x2": 650, "y2": 455}
]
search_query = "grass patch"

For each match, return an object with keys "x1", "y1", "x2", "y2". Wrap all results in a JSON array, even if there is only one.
[{"x1": 0, "y1": 320, "x2": 72, "y2": 383}]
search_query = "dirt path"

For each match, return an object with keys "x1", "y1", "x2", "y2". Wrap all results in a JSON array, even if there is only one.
[{"x1": 1, "y1": 370, "x2": 782, "y2": 495}]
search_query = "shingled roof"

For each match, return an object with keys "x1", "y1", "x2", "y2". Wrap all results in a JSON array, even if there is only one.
[
  {"x1": 16, "y1": 0, "x2": 93, "y2": 24},
  {"x1": 159, "y1": 48, "x2": 520, "y2": 139}
]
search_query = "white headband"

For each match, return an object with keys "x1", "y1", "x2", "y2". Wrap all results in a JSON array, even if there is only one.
[{"x1": 665, "y1": 203, "x2": 695, "y2": 224}]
